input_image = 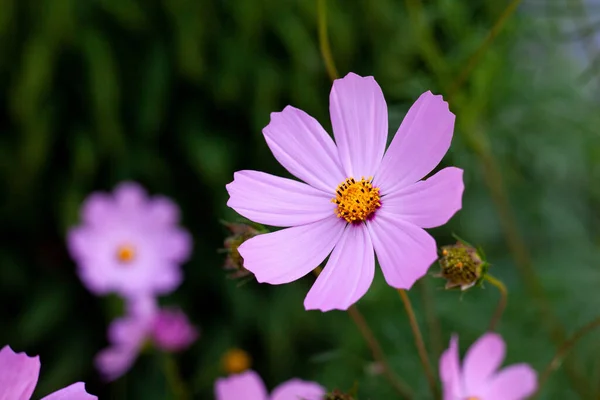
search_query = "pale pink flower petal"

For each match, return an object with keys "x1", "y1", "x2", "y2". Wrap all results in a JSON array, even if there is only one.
[
  {"x1": 226, "y1": 170, "x2": 335, "y2": 227},
  {"x1": 462, "y1": 333, "x2": 506, "y2": 395},
  {"x1": 151, "y1": 308, "x2": 198, "y2": 352},
  {"x1": 381, "y1": 167, "x2": 464, "y2": 228},
  {"x1": 146, "y1": 196, "x2": 180, "y2": 226},
  {"x1": 270, "y1": 379, "x2": 326, "y2": 400},
  {"x1": 95, "y1": 346, "x2": 138, "y2": 382},
  {"x1": 238, "y1": 217, "x2": 345, "y2": 284},
  {"x1": 485, "y1": 364, "x2": 537, "y2": 400},
  {"x1": 439, "y1": 335, "x2": 461, "y2": 400},
  {"x1": 41, "y1": 383, "x2": 96, "y2": 400},
  {"x1": 330, "y1": 73, "x2": 388, "y2": 178},
  {"x1": 113, "y1": 181, "x2": 147, "y2": 211},
  {"x1": 81, "y1": 193, "x2": 113, "y2": 227},
  {"x1": 263, "y1": 106, "x2": 345, "y2": 192},
  {"x1": 367, "y1": 212, "x2": 437, "y2": 289},
  {"x1": 0, "y1": 345, "x2": 40, "y2": 400},
  {"x1": 376, "y1": 91, "x2": 455, "y2": 194},
  {"x1": 304, "y1": 224, "x2": 375, "y2": 311},
  {"x1": 215, "y1": 370, "x2": 268, "y2": 400}
]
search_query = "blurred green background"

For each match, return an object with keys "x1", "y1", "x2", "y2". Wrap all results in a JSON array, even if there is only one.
[{"x1": 2, "y1": 0, "x2": 600, "y2": 398}]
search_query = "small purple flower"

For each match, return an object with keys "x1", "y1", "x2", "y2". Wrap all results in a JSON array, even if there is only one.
[
  {"x1": 68, "y1": 182, "x2": 192, "y2": 298},
  {"x1": 215, "y1": 370, "x2": 325, "y2": 400},
  {"x1": 226, "y1": 72, "x2": 463, "y2": 311},
  {"x1": 151, "y1": 308, "x2": 199, "y2": 352},
  {"x1": 96, "y1": 297, "x2": 198, "y2": 381},
  {"x1": 439, "y1": 333, "x2": 537, "y2": 400},
  {"x1": 0, "y1": 345, "x2": 96, "y2": 399}
]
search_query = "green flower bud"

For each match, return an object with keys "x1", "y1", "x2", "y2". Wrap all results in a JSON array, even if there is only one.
[
  {"x1": 436, "y1": 240, "x2": 487, "y2": 291},
  {"x1": 222, "y1": 221, "x2": 264, "y2": 279}
]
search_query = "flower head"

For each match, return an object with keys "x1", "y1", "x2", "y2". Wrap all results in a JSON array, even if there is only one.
[
  {"x1": 151, "y1": 308, "x2": 199, "y2": 352},
  {"x1": 437, "y1": 241, "x2": 486, "y2": 291},
  {"x1": 226, "y1": 72, "x2": 464, "y2": 311},
  {"x1": 0, "y1": 345, "x2": 96, "y2": 399},
  {"x1": 440, "y1": 333, "x2": 537, "y2": 400},
  {"x1": 96, "y1": 297, "x2": 198, "y2": 381},
  {"x1": 67, "y1": 182, "x2": 191, "y2": 298},
  {"x1": 214, "y1": 370, "x2": 325, "y2": 400}
]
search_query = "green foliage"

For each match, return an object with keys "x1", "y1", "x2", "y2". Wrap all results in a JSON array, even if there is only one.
[{"x1": 1, "y1": 0, "x2": 599, "y2": 399}]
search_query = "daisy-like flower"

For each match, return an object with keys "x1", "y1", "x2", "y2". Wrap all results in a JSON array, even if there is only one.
[
  {"x1": 67, "y1": 182, "x2": 192, "y2": 298},
  {"x1": 226, "y1": 72, "x2": 464, "y2": 311},
  {"x1": 440, "y1": 333, "x2": 537, "y2": 400},
  {"x1": 96, "y1": 297, "x2": 198, "y2": 381},
  {"x1": 0, "y1": 345, "x2": 96, "y2": 399},
  {"x1": 215, "y1": 370, "x2": 325, "y2": 400}
]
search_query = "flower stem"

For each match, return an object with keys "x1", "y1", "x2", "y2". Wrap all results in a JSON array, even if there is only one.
[
  {"x1": 483, "y1": 274, "x2": 507, "y2": 331},
  {"x1": 447, "y1": 0, "x2": 523, "y2": 97},
  {"x1": 535, "y1": 316, "x2": 600, "y2": 398},
  {"x1": 346, "y1": 305, "x2": 415, "y2": 399},
  {"x1": 311, "y1": 267, "x2": 414, "y2": 398},
  {"x1": 163, "y1": 353, "x2": 190, "y2": 400},
  {"x1": 317, "y1": 0, "x2": 339, "y2": 81},
  {"x1": 418, "y1": 279, "x2": 444, "y2": 360},
  {"x1": 398, "y1": 289, "x2": 440, "y2": 400}
]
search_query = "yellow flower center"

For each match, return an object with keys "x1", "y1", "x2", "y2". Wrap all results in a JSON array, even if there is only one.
[
  {"x1": 332, "y1": 177, "x2": 381, "y2": 223},
  {"x1": 465, "y1": 397, "x2": 481, "y2": 400},
  {"x1": 116, "y1": 244, "x2": 136, "y2": 264},
  {"x1": 222, "y1": 348, "x2": 252, "y2": 374}
]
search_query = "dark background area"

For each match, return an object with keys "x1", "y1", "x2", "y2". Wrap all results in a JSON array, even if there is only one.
[{"x1": 2, "y1": 0, "x2": 600, "y2": 398}]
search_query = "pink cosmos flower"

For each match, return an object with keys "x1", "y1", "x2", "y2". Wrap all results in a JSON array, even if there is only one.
[
  {"x1": 439, "y1": 333, "x2": 537, "y2": 400},
  {"x1": 226, "y1": 72, "x2": 464, "y2": 311},
  {"x1": 215, "y1": 370, "x2": 325, "y2": 400},
  {"x1": 67, "y1": 182, "x2": 192, "y2": 298},
  {"x1": 96, "y1": 297, "x2": 198, "y2": 381},
  {"x1": 0, "y1": 345, "x2": 96, "y2": 399}
]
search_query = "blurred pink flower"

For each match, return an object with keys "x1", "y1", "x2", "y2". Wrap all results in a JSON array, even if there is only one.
[
  {"x1": 0, "y1": 345, "x2": 96, "y2": 399},
  {"x1": 67, "y1": 182, "x2": 192, "y2": 298},
  {"x1": 226, "y1": 72, "x2": 463, "y2": 311},
  {"x1": 96, "y1": 297, "x2": 198, "y2": 381},
  {"x1": 215, "y1": 370, "x2": 325, "y2": 400},
  {"x1": 439, "y1": 333, "x2": 537, "y2": 400}
]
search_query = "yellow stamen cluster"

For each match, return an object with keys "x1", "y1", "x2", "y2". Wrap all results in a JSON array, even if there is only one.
[
  {"x1": 116, "y1": 244, "x2": 136, "y2": 264},
  {"x1": 332, "y1": 177, "x2": 381, "y2": 223}
]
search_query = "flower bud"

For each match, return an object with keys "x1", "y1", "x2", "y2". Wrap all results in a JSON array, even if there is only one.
[
  {"x1": 436, "y1": 240, "x2": 487, "y2": 291},
  {"x1": 221, "y1": 348, "x2": 252, "y2": 374},
  {"x1": 221, "y1": 222, "x2": 264, "y2": 278}
]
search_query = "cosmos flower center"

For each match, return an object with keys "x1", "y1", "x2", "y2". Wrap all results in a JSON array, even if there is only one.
[
  {"x1": 116, "y1": 244, "x2": 136, "y2": 264},
  {"x1": 465, "y1": 397, "x2": 481, "y2": 400},
  {"x1": 331, "y1": 177, "x2": 381, "y2": 224}
]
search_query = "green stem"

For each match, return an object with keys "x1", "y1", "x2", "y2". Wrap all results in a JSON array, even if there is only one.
[
  {"x1": 534, "y1": 316, "x2": 600, "y2": 398},
  {"x1": 483, "y1": 274, "x2": 507, "y2": 331},
  {"x1": 398, "y1": 289, "x2": 440, "y2": 400},
  {"x1": 164, "y1": 353, "x2": 190, "y2": 400},
  {"x1": 317, "y1": 0, "x2": 339, "y2": 81},
  {"x1": 418, "y1": 279, "x2": 444, "y2": 360}
]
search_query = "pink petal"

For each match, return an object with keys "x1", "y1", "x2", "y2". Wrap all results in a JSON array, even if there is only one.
[
  {"x1": 376, "y1": 91, "x2": 455, "y2": 194},
  {"x1": 41, "y1": 383, "x2": 97, "y2": 400},
  {"x1": 95, "y1": 346, "x2": 138, "y2": 382},
  {"x1": 214, "y1": 370, "x2": 268, "y2": 400},
  {"x1": 160, "y1": 229, "x2": 192, "y2": 263},
  {"x1": 381, "y1": 167, "x2": 464, "y2": 228},
  {"x1": 263, "y1": 105, "x2": 345, "y2": 192},
  {"x1": 226, "y1": 170, "x2": 335, "y2": 227},
  {"x1": 366, "y1": 212, "x2": 437, "y2": 289},
  {"x1": 0, "y1": 345, "x2": 40, "y2": 400},
  {"x1": 147, "y1": 196, "x2": 180, "y2": 226},
  {"x1": 439, "y1": 335, "x2": 463, "y2": 399},
  {"x1": 238, "y1": 216, "x2": 345, "y2": 285},
  {"x1": 462, "y1": 333, "x2": 506, "y2": 395},
  {"x1": 113, "y1": 181, "x2": 148, "y2": 210},
  {"x1": 329, "y1": 73, "x2": 388, "y2": 179},
  {"x1": 80, "y1": 193, "x2": 113, "y2": 227},
  {"x1": 485, "y1": 364, "x2": 537, "y2": 400},
  {"x1": 304, "y1": 224, "x2": 375, "y2": 311},
  {"x1": 270, "y1": 378, "x2": 326, "y2": 400}
]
